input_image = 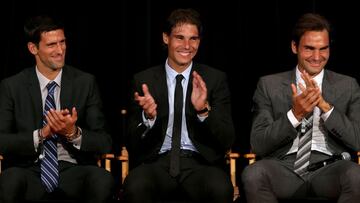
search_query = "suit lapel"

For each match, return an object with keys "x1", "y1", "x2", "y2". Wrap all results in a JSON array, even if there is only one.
[
  {"x1": 27, "y1": 67, "x2": 44, "y2": 127},
  {"x1": 281, "y1": 70, "x2": 296, "y2": 110},
  {"x1": 59, "y1": 66, "x2": 73, "y2": 110},
  {"x1": 322, "y1": 70, "x2": 336, "y2": 104},
  {"x1": 153, "y1": 66, "x2": 169, "y2": 134},
  {"x1": 185, "y1": 67, "x2": 195, "y2": 116}
]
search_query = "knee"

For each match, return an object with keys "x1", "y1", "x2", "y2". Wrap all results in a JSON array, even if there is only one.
[
  {"x1": 342, "y1": 164, "x2": 360, "y2": 188},
  {"x1": 207, "y1": 177, "x2": 233, "y2": 199},
  {"x1": 86, "y1": 168, "x2": 115, "y2": 199},
  {"x1": 123, "y1": 172, "x2": 154, "y2": 195},
  {"x1": 241, "y1": 163, "x2": 268, "y2": 187},
  {"x1": 0, "y1": 167, "x2": 27, "y2": 189}
]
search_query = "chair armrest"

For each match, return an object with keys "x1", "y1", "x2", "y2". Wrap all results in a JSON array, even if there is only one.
[
  {"x1": 117, "y1": 147, "x2": 129, "y2": 184},
  {"x1": 244, "y1": 153, "x2": 256, "y2": 164},
  {"x1": 226, "y1": 151, "x2": 240, "y2": 201}
]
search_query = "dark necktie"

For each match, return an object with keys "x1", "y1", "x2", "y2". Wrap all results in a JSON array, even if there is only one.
[
  {"x1": 41, "y1": 81, "x2": 59, "y2": 192},
  {"x1": 169, "y1": 74, "x2": 184, "y2": 177},
  {"x1": 294, "y1": 113, "x2": 313, "y2": 176}
]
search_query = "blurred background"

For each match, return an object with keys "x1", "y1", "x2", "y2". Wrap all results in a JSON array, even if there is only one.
[{"x1": 1, "y1": 0, "x2": 359, "y2": 160}]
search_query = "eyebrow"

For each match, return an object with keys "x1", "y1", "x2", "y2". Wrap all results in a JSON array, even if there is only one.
[{"x1": 304, "y1": 45, "x2": 329, "y2": 50}]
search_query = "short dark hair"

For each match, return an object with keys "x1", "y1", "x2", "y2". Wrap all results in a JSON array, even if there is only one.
[
  {"x1": 24, "y1": 15, "x2": 64, "y2": 45},
  {"x1": 163, "y1": 8, "x2": 203, "y2": 37},
  {"x1": 292, "y1": 13, "x2": 331, "y2": 46}
]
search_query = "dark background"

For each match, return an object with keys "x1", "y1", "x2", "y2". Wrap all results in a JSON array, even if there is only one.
[{"x1": 1, "y1": 0, "x2": 360, "y2": 156}]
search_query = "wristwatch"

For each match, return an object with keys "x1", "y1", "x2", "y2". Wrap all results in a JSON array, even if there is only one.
[{"x1": 196, "y1": 102, "x2": 211, "y2": 114}]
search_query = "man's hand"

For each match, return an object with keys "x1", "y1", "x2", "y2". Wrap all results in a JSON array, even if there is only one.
[
  {"x1": 44, "y1": 107, "x2": 78, "y2": 139},
  {"x1": 291, "y1": 82, "x2": 321, "y2": 121},
  {"x1": 301, "y1": 71, "x2": 333, "y2": 113},
  {"x1": 134, "y1": 84, "x2": 157, "y2": 120},
  {"x1": 191, "y1": 71, "x2": 208, "y2": 113}
]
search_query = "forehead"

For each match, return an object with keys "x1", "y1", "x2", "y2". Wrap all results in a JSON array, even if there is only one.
[
  {"x1": 300, "y1": 30, "x2": 329, "y2": 44},
  {"x1": 171, "y1": 23, "x2": 199, "y2": 35},
  {"x1": 40, "y1": 29, "x2": 65, "y2": 41}
]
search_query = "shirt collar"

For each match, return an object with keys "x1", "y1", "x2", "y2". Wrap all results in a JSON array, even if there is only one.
[
  {"x1": 35, "y1": 66, "x2": 63, "y2": 91},
  {"x1": 295, "y1": 65, "x2": 324, "y2": 88},
  {"x1": 165, "y1": 59, "x2": 192, "y2": 83}
]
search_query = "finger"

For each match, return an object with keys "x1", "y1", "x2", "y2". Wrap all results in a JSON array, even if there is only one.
[
  {"x1": 46, "y1": 113, "x2": 60, "y2": 131},
  {"x1": 311, "y1": 79, "x2": 319, "y2": 88},
  {"x1": 71, "y1": 107, "x2": 78, "y2": 120},
  {"x1": 298, "y1": 83, "x2": 306, "y2": 93},
  {"x1": 51, "y1": 109, "x2": 66, "y2": 122},
  {"x1": 61, "y1": 108, "x2": 70, "y2": 116},
  {"x1": 142, "y1": 84, "x2": 150, "y2": 96},
  {"x1": 147, "y1": 104, "x2": 157, "y2": 117},
  {"x1": 134, "y1": 92, "x2": 140, "y2": 100},
  {"x1": 291, "y1": 84, "x2": 298, "y2": 96}
]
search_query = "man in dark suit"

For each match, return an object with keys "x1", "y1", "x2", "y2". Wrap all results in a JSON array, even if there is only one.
[
  {"x1": 123, "y1": 8, "x2": 235, "y2": 203},
  {"x1": 0, "y1": 15, "x2": 114, "y2": 202},
  {"x1": 242, "y1": 13, "x2": 360, "y2": 202}
]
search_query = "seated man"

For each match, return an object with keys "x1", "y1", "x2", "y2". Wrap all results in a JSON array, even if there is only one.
[
  {"x1": 242, "y1": 13, "x2": 360, "y2": 203},
  {"x1": 0, "y1": 15, "x2": 114, "y2": 203},
  {"x1": 123, "y1": 8, "x2": 235, "y2": 203}
]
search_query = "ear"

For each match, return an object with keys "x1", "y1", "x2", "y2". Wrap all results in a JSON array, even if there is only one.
[
  {"x1": 27, "y1": 42, "x2": 38, "y2": 55},
  {"x1": 162, "y1": 33, "x2": 169, "y2": 45},
  {"x1": 291, "y1": 40, "x2": 298, "y2": 54}
]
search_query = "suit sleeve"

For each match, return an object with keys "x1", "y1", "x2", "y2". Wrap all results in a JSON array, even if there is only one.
[
  {"x1": 250, "y1": 77, "x2": 298, "y2": 157},
  {"x1": 324, "y1": 78, "x2": 360, "y2": 151},
  {"x1": 192, "y1": 72, "x2": 235, "y2": 152},
  {"x1": 0, "y1": 79, "x2": 37, "y2": 156},
  {"x1": 75, "y1": 76, "x2": 112, "y2": 154}
]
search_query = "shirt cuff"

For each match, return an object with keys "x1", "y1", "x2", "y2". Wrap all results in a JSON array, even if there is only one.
[
  {"x1": 142, "y1": 111, "x2": 156, "y2": 128},
  {"x1": 33, "y1": 130, "x2": 40, "y2": 151},
  {"x1": 70, "y1": 134, "x2": 82, "y2": 149},
  {"x1": 287, "y1": 109, "x2": 301, "y2": 128},
  {"x1": 321, "y1": 106, "x2": 334, "y2": 121},
  {"x1": 197, "y1": 114, "x2": 208, "y2": 122}
]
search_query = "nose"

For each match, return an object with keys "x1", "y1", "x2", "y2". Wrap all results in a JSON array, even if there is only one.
[
  {"x1": 183, "y1": 40, "x2": 190, "y2": 49},
  {"x1": 55, "y1": 42, "x2": 66, "y2": 54},
  {"x1": 313, "y1": 50, "x2": 320, "y2": 60}
]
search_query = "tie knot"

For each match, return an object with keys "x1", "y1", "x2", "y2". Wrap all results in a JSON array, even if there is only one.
[
  {"x1": 176, "y1": 74, "x2": 184, "y2": 84},
  {"x1": 46, "y1": 81, "x2": 57, "y2": 93}
]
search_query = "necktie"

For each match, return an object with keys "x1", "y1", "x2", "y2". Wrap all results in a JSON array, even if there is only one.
[
  {"x1": 294, "y1": 113, "x2": 313, "y2": 176},
  {"x1": 169, "y1": 74, "x2": 184, "y2": 177},
  {"x1": 41, "y1": 81, "x2": 59, "y2": 192}
]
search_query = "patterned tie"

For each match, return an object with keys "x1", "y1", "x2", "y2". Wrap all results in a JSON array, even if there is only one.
[
  {"x1": 169, "y1": 74, "x2": 184, "y2": 177},
  {"x1": 294, "y1": 113, "x2": 313, "y2": 176},
  {"x1": 41, "y1": 81, "x2": 59, "y2": 192}
]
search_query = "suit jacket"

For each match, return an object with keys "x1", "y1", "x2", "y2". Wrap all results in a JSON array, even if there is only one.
[
  {"x1": 251, "y1": 69, "x2": 360, "y2": 159},
  {"x1": 126, "y1": 63, "x2": 235, "y2": 167},
  {"x1": 0, "y1": 65, "x2": 112, "y2": 167}
]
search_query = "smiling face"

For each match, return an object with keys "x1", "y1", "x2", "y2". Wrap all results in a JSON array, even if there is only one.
[
  {"x1": 28, "y1": 29, "x2": 66, "y2": 73},
  {"x1": 292, "y1": 30, "x2": 330, "y2": 76},
  {"x1": 163, "y1": 23, "x2": 200, "y2": 73}
]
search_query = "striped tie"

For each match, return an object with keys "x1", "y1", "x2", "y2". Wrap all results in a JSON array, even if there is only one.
[
  {"x1": 41, "y1": 81, "x2": 59, "y2": 192},
  {"x1": 294, "y1": 113, "x2": 313, "y2": 176}
]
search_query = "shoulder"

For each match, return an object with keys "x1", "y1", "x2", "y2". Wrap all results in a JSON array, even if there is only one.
[
  {"x1": 62, "y1": 65, "x2": 95, "y2": 81},
  {"x1": 325, "y1": 69, "x2": 356, "y2": 81},
  {"x1": 134, "y1": 65, "x2": 163, "y2": 78},
  {"x1": 258, "y1": 70, "x2": 293, "y2": 84},
  {"x1": 193, "y1": 63, "x2": 226, "y2": 76},
  {"x1": 0, "y1": 67, "x2": 34, "y2": 86}
]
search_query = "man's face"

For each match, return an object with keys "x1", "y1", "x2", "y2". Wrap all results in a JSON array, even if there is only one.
[
  {"x1": 29, "y1": 29, "x2": 66, "y2": 71},
  {"x1": 292, "y1": 30, "x2": 330, "y2": 77},
  {"x1": 163, "y1": 23, "x2": 200, "y2": 72}
]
